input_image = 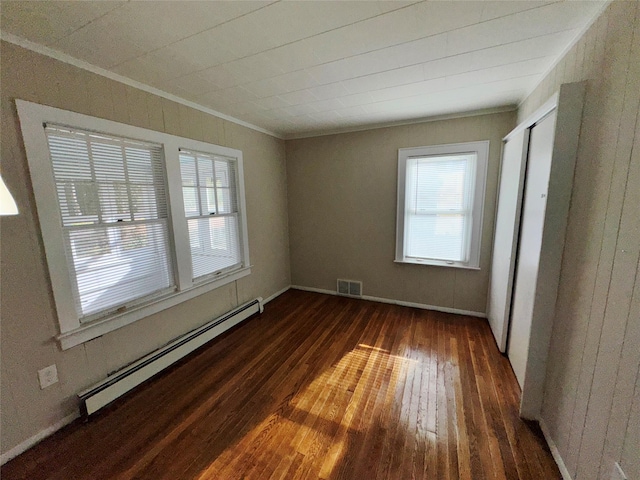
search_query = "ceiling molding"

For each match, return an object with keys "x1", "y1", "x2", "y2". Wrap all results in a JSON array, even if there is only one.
[
  {"x1": 518, "y1": 0, "x2": 613, "y2": 107},
  {"x1": 283, "y1": 105, "x2": 518, "y2": 140},
  {"x1": 0, "y1": 32, "x2": 284, "y2": 140}
]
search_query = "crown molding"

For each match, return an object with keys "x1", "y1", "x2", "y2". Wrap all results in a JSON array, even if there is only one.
[
  {"x1": 0, "y1": 32, "x2": 284, "y2": 139},
  {"x1": 284, "y1": 105, "x2": 517, "y2": 140}
]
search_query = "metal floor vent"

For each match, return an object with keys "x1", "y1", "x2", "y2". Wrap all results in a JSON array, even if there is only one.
[{"x1": 337, "y1": 279, "x2": 362, "y2": 297}]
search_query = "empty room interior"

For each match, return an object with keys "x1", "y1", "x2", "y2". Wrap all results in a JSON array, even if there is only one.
[{"x1": 0, "y1": 1, "x2": 638, "y2": 479}]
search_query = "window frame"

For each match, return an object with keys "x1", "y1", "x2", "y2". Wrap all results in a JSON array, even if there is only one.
[
  {"x1": 395, "y1": 141, "x2": 489, "y2": 270},
  {"x1": 16, "y1": 100, "x2": 251, "y2": 349},
  {"x1": 179, "y1": 149, "x2": 244, "y2": 281}
]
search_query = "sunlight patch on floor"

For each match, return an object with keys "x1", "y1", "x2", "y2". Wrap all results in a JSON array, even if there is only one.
[{"x1": 194, "y1": 343, "x2": 423, "y2": 479}]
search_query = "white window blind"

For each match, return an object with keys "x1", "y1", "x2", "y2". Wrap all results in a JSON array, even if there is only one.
[
  {"x1": 179, "y1": 150, "x2": 242, "y2": 280},
  {"x1": 405, "y1": 154, "x2": 476, "y2": 262},
  {"x1": 45, "y1": 126, "x2": 174, "y2": 321}
]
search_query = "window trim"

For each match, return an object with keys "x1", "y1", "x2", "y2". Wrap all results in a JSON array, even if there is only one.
[
  {"x1": 395, "y1": 141, "x2": 489, "y2": 270},
  {"x1": 16, "y1": 99, "x2": 251, "y2": 350}
]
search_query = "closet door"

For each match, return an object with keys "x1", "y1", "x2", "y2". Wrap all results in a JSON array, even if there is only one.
[
  {"x1": 487, "y1": 82, "x2": 584, "y2": 418},
  {"x1": 507, "y1": 111, "x2": 557, "y2": 388},
  {"x1": 487, "y1": 130, "x2": 528, "y2": 352}
]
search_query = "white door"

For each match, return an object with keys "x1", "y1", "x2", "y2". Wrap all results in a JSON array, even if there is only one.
[
  {"x1": 507, "y1": 111, "x2": 557, "y2": 388},
  {"x1": 487, "y1": 130, "x2": 529, "y2": 352}
]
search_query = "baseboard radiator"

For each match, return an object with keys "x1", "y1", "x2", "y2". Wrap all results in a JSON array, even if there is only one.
[{"x1": 78, "y1": 297, "x2": 264, "y2": 417}]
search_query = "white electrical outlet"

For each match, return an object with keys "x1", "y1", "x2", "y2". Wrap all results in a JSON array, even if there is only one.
[
  {"x1": 611, "y1": 462, "x2": 627, "y2": 480},
  {"x1": 37, "y1": 364, "x2": 58, "y2": 389}
]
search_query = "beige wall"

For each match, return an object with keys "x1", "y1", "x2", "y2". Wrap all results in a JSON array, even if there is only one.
[
  {"x1": 286, "y1": 112, "x2": 515, "y2": 314},
  {"x1": 0, "y1": 41, "x2": 290, "y2": 455},
  {"x1": 519, "y1": 2, "x2": 639, "y2": 480}
]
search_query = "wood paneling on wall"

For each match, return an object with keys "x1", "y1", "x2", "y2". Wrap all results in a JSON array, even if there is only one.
[
  {"x1": 0, "y1": 41, "x2": 290, "y2": 456},
  {"x1": 518, "y1": 2, "x2": 639, "y2": 479},
  {"x1": 286, "y1": 112, "x2": 516, "y2": 314}
]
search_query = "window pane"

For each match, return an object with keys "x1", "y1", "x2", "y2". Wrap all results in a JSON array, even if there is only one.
[
  {"x1": 48, "y1": 135, "x2": 92, "y2": 181},
  {"x1": 187, "y1": 216, "x2": 241, "y2": 279},
  {"x1": 56, "y1": 181, "x2": 100, "y2": 224},
  {"x1": 131, "y1": 184, "x2": 156, "y2": 220},
  {"x1": 92, "y1": 142, "x2": 126, "y2": 182},
  {"x1": 180, "y1": 154, "x2": 198, "y2": 187},
  {"x1": 98, "y1": 182, "x2": 131, "y2": 222},
  {"x1": 406, "y1": 213, "x2": 466, "y2": 261},
  {"x1": 216, "y1": 187, "x2": 233, "y2": 214},
  {"x1": 48, "y1": 135, "x2": 98, "y2": 225},
  {"x1": 198, "y1": 156, "x2": 214, "y2": 187},
  {"x1": 182, "y1": 186, "x2": 199, "y2": 217},
  {"x1": 66, "y1": 222, "x2": 173, "y2": 318},
  {"x1": 404, "y1": 153, "x2": 476, "y2": 263},
  {"x1": 200, "y1": 187, "x2": 217, "y2": 214},
  {"x1": 126, "y1": 146, "x2": 157, "y2": 184},
  {"x1": 214, "y1": 159, "x2": 231, "y2": 187},
  {"x1": 412, "y1": 156, "x2": 471, "y2": 212}
]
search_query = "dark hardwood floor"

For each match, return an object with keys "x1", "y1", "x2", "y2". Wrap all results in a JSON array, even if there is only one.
[{"x1": 2, "y1": 290, "x2": 560, "y2": 479}]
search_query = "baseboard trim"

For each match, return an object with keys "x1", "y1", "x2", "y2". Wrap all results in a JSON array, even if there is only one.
[
  {"x1": 539, "y1": 418, "x2": 573, "y2": 480},
  {"x1": 290, "y1": 285, "x2": 486, "y2": 318},
  {"x1": 1, "y1": 286, "x2": 292, "y2": 464},
  {"x1": 291, "y1": 285, "x2": 339, "y2": 297},
  {"x1": 0, "y1": 411, "x2": 79, "y2": 465},
  {"x1": 263, "y1": 285, "x2": 291, "y2": 304}
]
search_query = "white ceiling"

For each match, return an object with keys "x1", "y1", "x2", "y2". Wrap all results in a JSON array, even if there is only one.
[{"x1": 1, "y1": 1, "x2": 606, "y2": 138}]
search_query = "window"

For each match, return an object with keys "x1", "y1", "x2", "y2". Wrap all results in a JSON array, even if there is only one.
[
  {"x1": 179, "y1": 150, "x2": 241, "y2": 280},
  {"x1": 395, "y1": 141, "x2": 489, "y2": 269},
  {"x1": 17, "y1": 100, "x2": 250, "y2": 349},
  {"x1": 45, "y1": 126, "x2": 174, "y2": 321}
]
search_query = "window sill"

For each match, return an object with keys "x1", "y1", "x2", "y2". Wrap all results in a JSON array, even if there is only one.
[
  {"x1": 56, "y1": 266, "x2": 252, "y2": 350},
  {"x1": 394, "y1": 258, "x2": 480, "y2": 270}
]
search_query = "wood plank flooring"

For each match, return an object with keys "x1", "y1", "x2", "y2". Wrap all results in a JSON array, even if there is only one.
[{"x1": 1, "y1": 290, "x2": 561, "y2": 479}]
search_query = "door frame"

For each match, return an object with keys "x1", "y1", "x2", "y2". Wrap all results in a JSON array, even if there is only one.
[{"x1": 489, "y1": 82, "x2": 586, "y2": 419}]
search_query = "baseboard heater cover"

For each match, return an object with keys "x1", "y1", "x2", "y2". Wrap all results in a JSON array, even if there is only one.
[{"x1": 78, "y1": 297, "x2": 263, "y2": 417}]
